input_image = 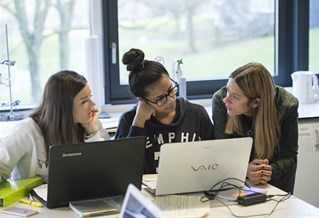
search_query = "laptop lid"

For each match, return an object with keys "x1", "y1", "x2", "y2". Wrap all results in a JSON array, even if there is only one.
[
  {"x1": 45, "y1": 136, "x2": 146, "y2": 208},
  {"x1": 120, "y1": 184, "x2": 164, "y2": 218},
  {"x1": 155, "y1": 137, "x2": 252, "y2": 195}
]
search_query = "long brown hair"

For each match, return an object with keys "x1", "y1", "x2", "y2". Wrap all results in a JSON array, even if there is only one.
[
  {"x1": 30, "y1": 70, "x2": 87, "y2": 159},
  {"x1": 225, "y1": 63, "x2": 280, "y2": 159}
]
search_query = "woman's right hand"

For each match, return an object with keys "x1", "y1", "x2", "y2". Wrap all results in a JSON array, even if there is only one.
[
  {"x1": 246, "y1": 159, "x2": 272, "y2": 185},
  {"x1": 132, "y1": 99, "x2": 155, "y2": 128}
]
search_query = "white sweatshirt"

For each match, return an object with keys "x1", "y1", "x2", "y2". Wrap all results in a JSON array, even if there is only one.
[{"x1": 0, "y1": 118, "x2": 109, "y2": 183}]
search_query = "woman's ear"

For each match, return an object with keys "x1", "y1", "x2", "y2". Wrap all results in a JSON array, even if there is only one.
[
  {"x1": 136, "y1": 97, "x2": 144, "y2": 102},
  {"x1": 252, "y1": 98, "x2": 260, "y2": 108}
]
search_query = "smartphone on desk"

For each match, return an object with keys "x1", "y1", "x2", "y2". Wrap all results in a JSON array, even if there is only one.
[{"x1": 0, "y1": 207, "x2": 38, "y2": 217}]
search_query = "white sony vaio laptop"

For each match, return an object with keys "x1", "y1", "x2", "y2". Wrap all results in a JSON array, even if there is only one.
[{"x1": 143, "y1": 137, "x2": 253, "y2": 195}]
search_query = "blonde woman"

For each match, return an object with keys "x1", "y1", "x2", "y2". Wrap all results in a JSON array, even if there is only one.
[{"x1": 212, "y1": 62, "x2": 299, "y2": 193}]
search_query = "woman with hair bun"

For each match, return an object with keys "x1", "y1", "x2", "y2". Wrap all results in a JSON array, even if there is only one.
[{"x1": 115, "y1": 48, "x2": 215, "y2": 174}]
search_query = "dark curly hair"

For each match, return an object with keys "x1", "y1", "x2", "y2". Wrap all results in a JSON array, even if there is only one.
[{"x1": 122, "y1": 48, "x2": 169, "y2": 98}]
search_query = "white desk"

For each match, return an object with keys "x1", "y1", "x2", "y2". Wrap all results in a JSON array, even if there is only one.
[
  {"x1": 2, "y1": 99, "x2": 319, "y2": 139},
  {"x1": 0, "y1": 116, "x2": 120, "y2": 140},
  {"x1": 1, "y1": 184, "x2": 319, "y2": 218}
]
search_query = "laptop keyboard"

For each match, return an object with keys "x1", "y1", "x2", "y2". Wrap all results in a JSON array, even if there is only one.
[
  {"x1": 143, "y1": 181, "x2": 157, "y2": 190},
  {"x1": 142, "y1": 174, "x2": 158, "y2": 192}
]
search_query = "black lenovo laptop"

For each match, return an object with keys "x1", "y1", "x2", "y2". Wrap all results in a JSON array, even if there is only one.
[{"x1": 33, "y1": 136, "x2": 145, "y2": 209}]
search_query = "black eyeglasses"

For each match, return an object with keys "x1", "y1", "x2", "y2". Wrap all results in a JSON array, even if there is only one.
[{"x1": 143, "y1": 78, "x2": 179, "y2": 107}]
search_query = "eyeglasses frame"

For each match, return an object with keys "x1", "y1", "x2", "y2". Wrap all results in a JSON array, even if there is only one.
[{"x1": 142, "y1": 78, "x2": 179, "y2": 107}]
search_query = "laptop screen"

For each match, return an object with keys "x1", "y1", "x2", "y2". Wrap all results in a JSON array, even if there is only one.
[
  {"x1": 155, "y1": 137, "x2": 253, "y2": 195},
  {"x1": 120, "y1": 184, "x2": 164, "y2": 218},
  {"x1": 45, "y1": 136, "x2": 146, "y2": 208}
]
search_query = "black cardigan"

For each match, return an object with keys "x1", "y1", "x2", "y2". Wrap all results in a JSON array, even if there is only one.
[{"x1": 212, "y1": 85, "x2": 299, "y2": 193}]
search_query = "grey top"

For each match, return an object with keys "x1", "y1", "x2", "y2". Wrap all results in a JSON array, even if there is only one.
[{"x1": 212, "y1": 85, "x2": 299, "y2": 193}]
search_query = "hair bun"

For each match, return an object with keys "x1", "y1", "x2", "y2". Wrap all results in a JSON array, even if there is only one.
[{"x1": 122, "y1": 48, "x2": 145, "y2": 72}]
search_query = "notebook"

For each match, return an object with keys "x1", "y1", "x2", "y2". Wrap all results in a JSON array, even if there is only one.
[
  {"x1": 33, "y1": 136, "x2": 146, "y2": 209},
  {"x1": 69, "y1": 195, "x2": 124, "y2": 217},
  {"x1": 143, "y1": 137, "x2": 253, "y2": 195},
  {"x1": 119, "y1": 184, "x2": 164, "y2": 218},
  {"x1": 0, "y1": 177, "x2": 42, "y2": 208}
]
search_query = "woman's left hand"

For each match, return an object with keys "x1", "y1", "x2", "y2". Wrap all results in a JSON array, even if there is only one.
[{"x1": 259, "y1": 159, "x2": 272, "y2": 184}]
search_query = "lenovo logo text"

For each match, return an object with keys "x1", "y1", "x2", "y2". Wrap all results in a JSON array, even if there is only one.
[{"x1": 62, "y1": 152, "x2": 82, "y2": 158}]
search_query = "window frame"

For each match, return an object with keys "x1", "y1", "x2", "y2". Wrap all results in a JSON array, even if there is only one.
[{"x1": 102, "y1": 0, "x2": 310, "y2": 105}]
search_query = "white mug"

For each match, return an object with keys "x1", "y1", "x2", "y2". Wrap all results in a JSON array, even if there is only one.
[{"x1": 291, "y1": 71, "x2": 318, "y2": 104}]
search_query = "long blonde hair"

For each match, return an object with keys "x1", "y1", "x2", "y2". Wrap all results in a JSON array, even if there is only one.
[{"x1": 225, "y1": 62, "x2": 280, "y2": 159}]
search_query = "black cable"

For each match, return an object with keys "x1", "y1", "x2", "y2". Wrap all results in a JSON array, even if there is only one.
[
  {"x1": 208, "y1": 178, "x2": 249, "y2": 191},
  {"x1": 214, "y1": 193, "x2": 291, "y2": 218},
  {"x1": 265, "y1": 193, "x2": 292, "y2": 216},
  {"x1": 201, "y1": 179, "x2": 245, "y2": 202},
  {"x1": 200, "y1": 178, "x2": 291, "y2": 217}
]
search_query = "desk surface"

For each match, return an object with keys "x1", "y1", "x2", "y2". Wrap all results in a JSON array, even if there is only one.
[{"x1": 1, "y1": 184, "x2": 318, "y2": 218}]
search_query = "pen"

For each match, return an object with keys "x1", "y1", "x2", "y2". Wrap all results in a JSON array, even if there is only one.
[{"x1": 19, "y1": 195, "x2": 43, "y2": 207}]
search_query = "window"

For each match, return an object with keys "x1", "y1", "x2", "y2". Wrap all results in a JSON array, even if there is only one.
[
  {"x1": 116, "y1": 0, "x2": 275, "y2": 81},
  {"x1": 0, "y1": 0, "x2": 313, "y2": 110},
  {"x1": 103, "y1": 0, "x2": 276, "y2": 103},
  {"x1": 0, "y1": 0, "x2": 90, "y2": 110},
  {"x1": 103, "y1": 0, "x2": 313, "y2": 104},
  {"x1": 309, "y1": 0, "x2": 319, "y2": 72}
]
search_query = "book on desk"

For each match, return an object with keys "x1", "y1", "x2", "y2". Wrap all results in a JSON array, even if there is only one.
[
  {"x1": 0, "y1": 177, "x2": 43, "y2": 208},
  {"x1": 69, "y1": 195, "x2": 123, "y2": 217}
]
